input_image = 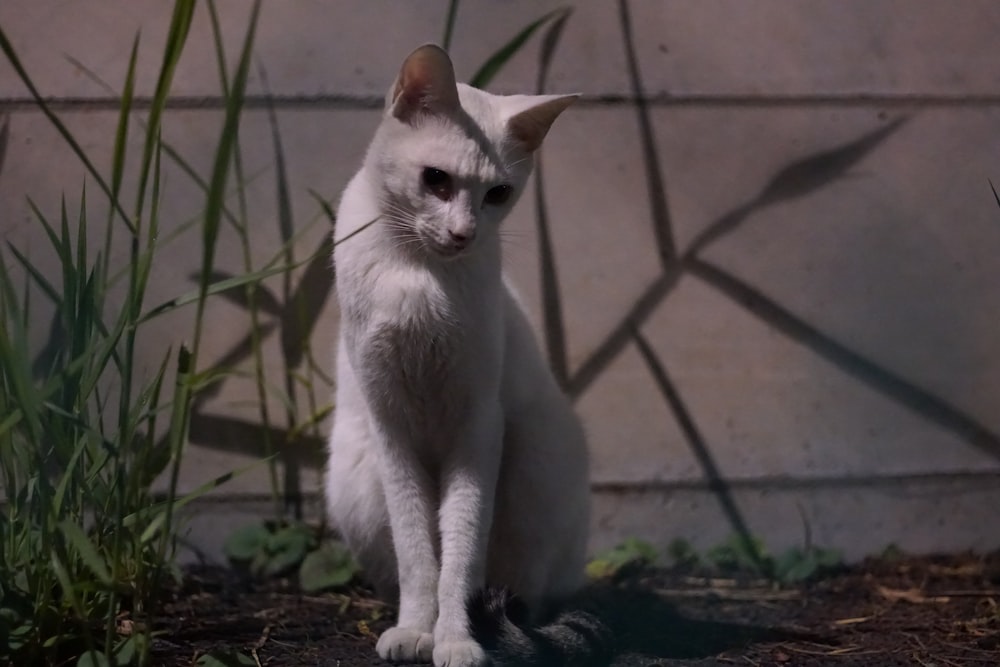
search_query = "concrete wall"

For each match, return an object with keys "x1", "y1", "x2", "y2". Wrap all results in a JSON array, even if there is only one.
[{"x1": 2, "y1": 1, "x2": 1000, "y2": 562}]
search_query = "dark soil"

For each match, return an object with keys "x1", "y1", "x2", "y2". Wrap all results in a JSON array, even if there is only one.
[{"x1": 151, "y1": 552, "x2": 1000, "y2": 666}]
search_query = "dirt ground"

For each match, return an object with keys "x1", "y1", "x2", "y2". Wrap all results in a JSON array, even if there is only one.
[{"x1": 152, "y1": 551, "x2": 999, "y2": 666}]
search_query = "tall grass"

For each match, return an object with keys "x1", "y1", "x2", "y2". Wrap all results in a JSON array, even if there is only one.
[{"x1": 0, "y1": 1, "x2": 265, "y2": 664}]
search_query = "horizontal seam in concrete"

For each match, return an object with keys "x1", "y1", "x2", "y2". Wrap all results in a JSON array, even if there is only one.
[
  {"x1": 162, "y1": 470, "x2": 1000, "y2": 507},
  {"x1": 6, "y1": 92, "x2": 1000, "y2": 113},
  {"x1": 592, "y1": 471, "x2": 1000, "y2": 493}
]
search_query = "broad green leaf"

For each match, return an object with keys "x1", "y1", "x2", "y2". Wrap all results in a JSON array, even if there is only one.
[
  {"x1": 262, "y1": 524, "x2": 311, "y2": 576},
  {"x1": 196, "y1": 652, "x2": 256, "y2": 667},
  {"x1": 76, "y1": 651, "x2": 111, "y2": 667},
  {"x1": 223, "y1": 523, "x2": 270, "y2": 562},
  {"x1": 114, "y1": 633, "x2": 138, "y2": 664},
  {"x1": 299, "y1": 541, "x2": 359, "y2": 592}
]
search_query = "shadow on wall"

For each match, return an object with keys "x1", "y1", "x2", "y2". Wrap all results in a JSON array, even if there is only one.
[
  {"x1": 26, "y1": 1, "x2": 1000, "y2": 540},
  {"x1": 534, "y1": 1, "x2": 1000, "y2": 559}
]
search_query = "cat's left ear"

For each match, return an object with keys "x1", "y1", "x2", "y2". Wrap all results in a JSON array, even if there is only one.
[
  {"x1": 389, "y1": 44, "x2": 461, "y2": 122},
  {"x1": 505, "y1": 94, "x2": 579, "y2": 152}
]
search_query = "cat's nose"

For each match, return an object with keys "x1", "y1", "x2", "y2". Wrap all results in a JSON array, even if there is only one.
[{"x1": 448, "y1": 228, "x2": 475, "y2": 246}]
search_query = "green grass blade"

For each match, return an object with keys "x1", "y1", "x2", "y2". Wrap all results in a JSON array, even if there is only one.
[
  {"x1": 51, "y1": 434, "x2": 89, "y2": 518},
  {"x1": 50, "y1": 551, "x2": 81, "y2": 614},
  {"x1": 307, "y1": 189, "x2": 337, "y2": 228},
  {"x1": 133, "y1": 0, "x2": 195, "y2": 222},
  {"x1": 58, "y1": 519, "x2": 112, "y2": 586},
  {"x1": 0, "y1": 26, "x2": 135, "y2": 233},
  {"x1": 196, "y1": 0, "x2": 260, "y2": 332},
  {"x1": 469, "y1": 7, "x2": 572, "y2": 89},
  {"x1": 104, "y1": 33, "x2": 140, "y2": 276},
  {"x1": 59, "y1": 195, "x2": 79, "y2": 344},
  {"x1": 65, "y1": 47, "x2": 255, "y2": 241},
  {"x1": 441, "y1": 0, "x2": 460, "y2": 50},
  {"x1": 188, "y1": 271, "x2": 283, "y2": 315},
  {"x1": 122, "y1": 457, "x2": 272, "y2": 531},
  {"x1": 140, "y1": 261, "x2": 298, "y2": 323},
  {"x1": 27, "y1": 196, "x2": 71, "y2": 276},
  {"x1": 536, "y1": 4, "x2": 573, "y2": 91},
  {"x1": 0, "y1": 253, "x2": 44, "y2": 444},
  {"x1": 206, "y1": 0, "x2": 231, "y2": 97},
  {"x1": 260, "y1": 66, "x2": 294, "y2": 247},
  {"x1": 5, "y1": 242, "x2": 60, "y2": 306},
  {"x1": 110, "y1": 35, "x2": 139, "y2": 206}
]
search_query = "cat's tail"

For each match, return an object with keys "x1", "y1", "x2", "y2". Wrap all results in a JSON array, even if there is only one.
[
  {"x1": 467, "y1": 587, "x2": 615, "y2": 667},
  {"x1": 469, "y1": 583, "x2": 830, "y2": 666}
]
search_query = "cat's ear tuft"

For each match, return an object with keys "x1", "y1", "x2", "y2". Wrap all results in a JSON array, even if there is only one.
[
  {"x1": 506, "y1": 94, "x2": 578, "y2": 153},
  {"x1": 389, "y1": 44, "x2": 461, "y2": 122}
]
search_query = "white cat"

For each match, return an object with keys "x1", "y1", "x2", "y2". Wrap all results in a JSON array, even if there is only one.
[{"x1": 324, "y1": 44, "x2": 590, "y2": 667}]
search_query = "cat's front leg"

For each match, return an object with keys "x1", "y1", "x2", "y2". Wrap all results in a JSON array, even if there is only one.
[
  {"x1": 432, "y1": 406, "x2": 503, "y2": 667},
  {"x1": 374, "y1": 431, "x2": 439, "y2": 663}
]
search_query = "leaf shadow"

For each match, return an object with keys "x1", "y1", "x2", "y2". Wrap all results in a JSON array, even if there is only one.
[
  {"x1": 280, "y1": 235, "x2": 334, "y2": 369},
  {"x1": 567, "y1": 118, "x2": 911, "y2": 402},
  {"x1": 554, "y1": 1, "x2": 1000, "y2": 555},
  {"x1": 685, "y1": 116, "x2": 910, "y2": 259},
  {"x1": 686, "y1": 257, "x2": 1000, "y2": 461},
  {"x1": 532, "y1": 6, "x2": 574, "y2": 387},
  {"x1": 0, "y1": 114, "x2": 9, "y2": 180},
  {"x1": 619, "y1": 0, "x2": 674, "y2": 267}
]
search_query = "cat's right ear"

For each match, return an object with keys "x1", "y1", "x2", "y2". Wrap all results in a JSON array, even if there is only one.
[{"x1": 388, "y1": 44, "x2": 461, "y2": 122}]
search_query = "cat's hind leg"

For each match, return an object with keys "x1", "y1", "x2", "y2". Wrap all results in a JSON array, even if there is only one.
[{"x1": 324, "y1": 390, "x2": 398, "y2": 598}]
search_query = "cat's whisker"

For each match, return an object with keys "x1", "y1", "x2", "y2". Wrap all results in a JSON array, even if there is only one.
[
  {"x1": 498, "y1": 228, "x2": 527, "y2": 239},
  {"x1": 379, "y1": 198, "x2": 417, "y2": 218},
  {"x1": 507, "y1": 157, "x2": 530, "y2": 169},
  {"x1": 379, "y1": 207, "x2": 414, "y2": 221}
]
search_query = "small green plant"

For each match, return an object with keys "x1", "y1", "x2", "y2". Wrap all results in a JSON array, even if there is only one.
[
  {"x1": 666, "y1": 537, "x2": 702, "y2": 569},
  {"x1": 878, "y1": 543, "x2": 906, "y2": 562},
  {"x1": 586, "y1": 538, "x2": 659, "y2": 579},
  {"x1": 592, "y1": 534, "x2": 843, "y2": 585},
  {"x1": 222, "y1": 521, "x2": 359, "y2": 592},
  {"x1": 771, "y1": 545, "x2": 843, "y2": 583},
  {"x1": 704, "y1": 534, "x2": 772, "y2": 574},
  {"x1": 667, "y1": 534, "x2": 843, "y2": 584}
]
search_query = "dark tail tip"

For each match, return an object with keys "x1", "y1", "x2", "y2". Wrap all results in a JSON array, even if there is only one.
[
  {"x1": 468, "y1": 586, "x2": 614, "y2": 667},
  {"x1": 468, "y1": 586, "x2": 529, "y2": 649}
]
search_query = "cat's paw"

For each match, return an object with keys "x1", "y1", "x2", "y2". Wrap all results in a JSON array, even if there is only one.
[
  {"x1": 376, "y1": 626, "x2": 434, "y2": 662},
  {"x1": 432, "y1": 639, "x2": 488, "y2": 667}
]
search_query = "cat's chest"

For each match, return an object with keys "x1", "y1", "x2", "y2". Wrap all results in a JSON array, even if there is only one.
[{"x1": 348, "y1": 264, "x2": 483, "y2": 384}]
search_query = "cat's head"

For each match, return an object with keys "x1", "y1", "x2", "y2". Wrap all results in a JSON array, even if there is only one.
[{"x1": 366, "y1": 44, "x2": 577, "y2": 260}]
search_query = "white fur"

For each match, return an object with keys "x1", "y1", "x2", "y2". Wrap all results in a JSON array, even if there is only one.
[{"x1": 325, "y1": 44, "x2": 589, "y2": 667}]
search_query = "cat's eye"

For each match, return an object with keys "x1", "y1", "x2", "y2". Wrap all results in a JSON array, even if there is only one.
[
  {"x1": 483, "y1": 184, "x2": 513, "y2": 207},
  {"x1": 422, "y1": 167, "x2": 453, "y2": 201}
]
